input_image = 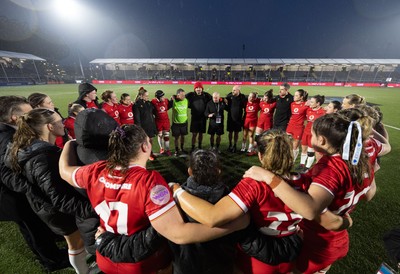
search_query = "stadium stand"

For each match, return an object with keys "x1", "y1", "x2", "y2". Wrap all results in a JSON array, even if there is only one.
[
  {"x1": 2, "y1": 51, "x2": 400, "y2": 85},
  {"x1": 0, "y1": 50, "x2": 88, "y2": 85},
  {"x1": 89, "y1": 58, "x2": 400, "y2": 84}
]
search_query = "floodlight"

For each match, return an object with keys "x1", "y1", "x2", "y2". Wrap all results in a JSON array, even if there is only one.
[{"x1": 52, "y1": 0, "x2": 82, "y2": 22}]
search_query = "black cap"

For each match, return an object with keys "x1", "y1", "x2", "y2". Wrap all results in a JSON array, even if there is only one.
[{"x1": 155, "y1": 90, "x2": 165, "y2": 99}]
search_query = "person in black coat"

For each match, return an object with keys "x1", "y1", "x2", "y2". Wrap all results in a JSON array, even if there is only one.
[
  {"x1": 204, "y1": 92, "x2": 225, "y2": 152},
  {"x1": 225, "y1": 85, "x2": 247, "y2": 153},
  {"x1": 168, "y1": 149, "x2": 237, "y2": 274},
  {"x1": 273, "y1": 83, "x2": 294, "y2": 131},
  {"x1": 0, "y1": 96, "x2": 71, "y2": 272},
  {"x1": 133, "y1": 87, "x2": 157, "y2": 160},
  {"x1": 5, "y1": 108, "x2": 94, "y2": 274},
  {"x1": 186, "y1": 82, "x2": 212, "y2": 151},
  {"x1": 72, "y1": 108, "x2": 120, "y2": 256}
]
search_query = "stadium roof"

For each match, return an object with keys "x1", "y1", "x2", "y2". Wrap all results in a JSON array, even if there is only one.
[
  {"x1": 90, "y1": 58, "x2": 400, "y2": 66},
  {"x1": 0, "y1": 50, "x2": 46, "y2": 61}
]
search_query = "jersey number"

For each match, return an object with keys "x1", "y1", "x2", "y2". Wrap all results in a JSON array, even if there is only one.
[
  {"x1": 259, "y1": 212, "x2": 302, "y2": 236},
  {"x1": 333, "y1": 187, "x2": 371, "y2": 215},
  {"x1": 95, "y1": 200, "x2": 128, "y2": 234}
]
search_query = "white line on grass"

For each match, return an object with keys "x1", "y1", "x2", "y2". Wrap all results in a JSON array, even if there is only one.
[{"x1": 383, "y1": 124, "x2": 400, "y2": 131}]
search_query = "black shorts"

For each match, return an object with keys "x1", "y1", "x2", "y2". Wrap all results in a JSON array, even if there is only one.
[
  {"x1": 227, "y1": 118, "x2": 243, "y2": 132},
  {"x1": 171, "y1": 122, "x2": 188, "y2": 137},
  {"x1": 208, "y1": 124, "x2": 224, "y2": 135},
  {"x1": 37, "y1": 210, "x2": 78, "y2": 236},
  {"x1": 190, "y1": 117, "x2": 207, "y2": 133}
]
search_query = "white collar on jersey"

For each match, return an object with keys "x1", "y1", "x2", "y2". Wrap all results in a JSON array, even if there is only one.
[{"x1": 113, "y1": 164, "x2": 146, "y2": 170}]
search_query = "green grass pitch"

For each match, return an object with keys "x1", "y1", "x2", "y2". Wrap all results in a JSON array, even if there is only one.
[{"x1": 0, "y1": 83, "x2": 399, "y2": 273}]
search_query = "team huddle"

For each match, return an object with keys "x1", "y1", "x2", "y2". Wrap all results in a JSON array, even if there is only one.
[{"x1": 0, "y1": 82, "x2": 392, "y2": 274}]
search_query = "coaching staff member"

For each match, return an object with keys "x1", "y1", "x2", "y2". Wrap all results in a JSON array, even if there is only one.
[
  {"x1": 273, "y1": 83, "x2": 294, "y2": 131},
  {"x1": 225, "y1": 85, "x2": 246, "y2": 153},
  {"x1": 171, "y1": 88, "x2": 189, "y2": 156},
  {"x1": 205, "y1": 92, "x2": 226, "y2": 152},
  {"x1": 186, "y1": 82, "x2": 212, "y2": 152}
]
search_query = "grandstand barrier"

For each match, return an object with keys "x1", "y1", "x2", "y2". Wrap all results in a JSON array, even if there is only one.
[
  {"x1": 0, "y1": 81, "x2": 64, "y2": 86},
  {"x1": 92, "y1": 80, "x2": 399, "y2": 88},
  {"x1": 0, "y1": 81, "x2": 34, "y2": 86}
]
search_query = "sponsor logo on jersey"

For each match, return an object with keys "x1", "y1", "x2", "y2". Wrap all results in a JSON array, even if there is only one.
[
  {"x1": 128, "y1": 112, "x2": 133, "y2": 117},
  {"x1": 99, "y1": 177, "x2": 132, "y2": 190},
  {"x1": 150, "y1": 185, "x2": 170, "y2": 205},
  {"x1": 294, "y1": 107, "x2": 299, "y2": 113},
  {"x1": 160, "y1": 106, "x2": 166, "y2": 112},
  {"x1": 175, "y1": 105, "x2": 187, "y2": 111}
]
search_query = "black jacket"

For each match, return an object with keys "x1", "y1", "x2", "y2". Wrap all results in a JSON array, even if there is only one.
[
  {"x1": 133, "y1": 99, "x2": 157, "y2": 138},
  {"x1": 204, "y1": 100, "x2": 225, "y2": 129},
  {"x1": 4, "y1": 140, "x2": 93, "y2": 218},
  {"x1": 0, "y1": 123, "x2": 14, "y2": 152},
  {"x1": 0, "y1": 124, "x2": 25, "y2": 193},
  {"x1": 186, "y1": 91, "x2": 212, "y2": 119},
  {"x1": 96, "y1": 225, "x2": 164, "y2": 263},
  {"x1": 169, "y1": 177, "x2": 236, "y2": 274},
  {"x1": 225, "y1": 92, "x2": 246, "y2": 123}
]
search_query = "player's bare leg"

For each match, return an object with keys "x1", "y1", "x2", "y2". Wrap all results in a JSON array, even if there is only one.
[{"x1": 241, "y1": 128, "x2": 249, "y2": 152}]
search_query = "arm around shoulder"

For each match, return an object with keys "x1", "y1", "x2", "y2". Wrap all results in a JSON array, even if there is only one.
[
  {"x1": 174, "y1": 186, "x2": 244, "y2": 227},
  {"x1": 150, "y1": 204, "x2": 247, "y2": 245}
]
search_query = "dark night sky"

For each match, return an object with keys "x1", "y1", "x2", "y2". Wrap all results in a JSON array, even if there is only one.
[{"x1": 1, "y1": 0, "x2": 400, "y2": 63}]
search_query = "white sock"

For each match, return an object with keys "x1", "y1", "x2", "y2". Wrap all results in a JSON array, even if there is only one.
[
  {"x1": 69, "y1": 248, "x2": 88, "y2": 274},
  {"x1": 241, "y1": 142, "x2": 246, "y2": 150},
  {"x1": 300, "y1": 153, "x2": 307, "y2": 165},
  {"x1": 306, "y1": 156, "x2": 315, "y2": 168},
  {"x1": 157, "y1": 135, "x2": 163, "y2": 150},
  {"x1": 248, "y1": 144, "x2": 253, "y2": 151},
  {"x1": 164, "y1": 140, "x2": 170, "y2": 151},
  {"x1": 293, "y1": 149, "x2": 299, "y2": 162}
]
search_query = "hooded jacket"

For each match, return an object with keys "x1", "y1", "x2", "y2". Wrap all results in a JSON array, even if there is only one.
[
  {"x1": 0, "y1": 123, "x2": 33, "y2": 198},
  {"x1": 169, "y1": 176, "x2": 236, "y2": 274},
  {"x1": 4, "y1": 140, "x2": 94, "y2": 218}
]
